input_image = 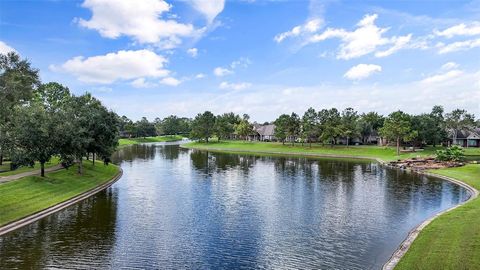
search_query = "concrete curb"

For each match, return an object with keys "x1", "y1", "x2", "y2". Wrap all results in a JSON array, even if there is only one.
[
  {"x1": 0, "y1": 167, "x2": 123, "y2": 237},
  {"x1": 183, "y1": 144, "x2": 479, "y2": 269}
]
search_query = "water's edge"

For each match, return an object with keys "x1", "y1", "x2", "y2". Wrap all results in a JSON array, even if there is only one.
[
  {"x1": 0, "y1": 168, "x2": 123, "y2": 236},
  {"x1": 181, "y1": 144, "x2": 479, "y2": 269}
]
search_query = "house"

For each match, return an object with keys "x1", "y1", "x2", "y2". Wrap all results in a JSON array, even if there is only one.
[
  {"x1": 450, "y1": 128, "x2": 480, "y2": 147},
  {"x1": 249, "y1": 123, "x2": 276, "y2": 141}
]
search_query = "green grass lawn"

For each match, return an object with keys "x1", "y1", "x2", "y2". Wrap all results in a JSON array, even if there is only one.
[
  {"x1": 0, "y1": 162, "x2": 120, "y2": 227},
  {"x1": 184, "y1": 140, "x2": 441, "y2": 162},
  {"x1": 0, "y1": 157, "x2": 60, "y2": 177},
  {"x1": 118, "y1": 135, "x2": 183, "y2": 146},
  {"x1": 395, "y1": 164, "x2": 480, "y2": 269}
]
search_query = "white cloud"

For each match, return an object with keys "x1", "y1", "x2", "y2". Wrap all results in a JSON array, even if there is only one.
[
  {"x1": 160, "y1": 77, "x2": 181, "y2": 86},
  {"x1": 436, "y1": 38, "x2": 480, "y2": 54},
  {"x1": 441, "y1": 62, "x2": 459, "y2": 70},
  {"x1": 53, "y1": 49, "x2": 169, "y2": 84},
  {"x1": 213, "y1": 57, "x2": 251, "y2": 76},
  {"x1": 434, "y1": 22, "x2": 480, "y2": 38},
  {"x1": 274, "y1": 18, "x2": 323, "y2": 43},
  {"x1": 375, "y1": 34, "x2": 412, "y2": 57},
  {"x1": 0, "y1": 41, "x2": 16, "y2": 54},
  {"x1": 78, "y1": 0, "x2": 199, "y2": 49},
  {"x1": 213, "y1": 67, "x2": 233, "y2": 77},
  {"x1": 187, "y1": 48, "x2": 198, "y2": 58},
  {"x1": 195, "y1": 73, "x2": 206, "y2": 79},
  {"x1": 188, "y1": 0, "x2": 225, "y2": 24},
  {"x1": 131, "y1": 78, "x2": 157, "y2": 88},
  {"x1": 219, "y1": 81, "x2": 252, "y2": 90},
  {"x1": 344, "y1": 64, "x2": 382, "y2": 80},
  {"x1": 420, "y1": 69, "x2": 463, "y2": 84},
  {"x1": 278, "y1": 14, "x2": 413, "y2": 59}
]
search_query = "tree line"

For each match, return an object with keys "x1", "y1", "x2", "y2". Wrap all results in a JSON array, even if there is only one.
[{"x1": 0, "y1": 52, "x2": 119, "y2": 176}]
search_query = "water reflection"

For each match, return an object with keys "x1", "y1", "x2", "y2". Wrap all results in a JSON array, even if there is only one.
[{"x1": 0, "y1": 143, "x2": 469, "y2": 269}]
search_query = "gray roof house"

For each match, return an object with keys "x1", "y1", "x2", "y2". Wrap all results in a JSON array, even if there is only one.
[
  {"x1": 250, "y1": 123, "x2": 276, "y2": 141},
  {"x1": 450, "y1": 128, "x2": 480, "y2": 147}
]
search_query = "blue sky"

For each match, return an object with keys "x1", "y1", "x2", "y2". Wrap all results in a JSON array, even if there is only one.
[{"x1": 1, "y1": 0, "x2": 479, "y2": 122}]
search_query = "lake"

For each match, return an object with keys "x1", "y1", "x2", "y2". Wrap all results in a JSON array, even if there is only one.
[{"x1": 0, "y1": 142, "x2": 470, "y2": 269}]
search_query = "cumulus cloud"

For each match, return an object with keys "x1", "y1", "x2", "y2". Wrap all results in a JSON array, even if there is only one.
[
  {"x1": 213, "y1": 57, "x2": 251, "y2": 76},
  {"x1": 436, "y1": 38, "x2": 480, "y2": 54},
  {"x1": 131, "y1": 78, "x2": 156, "y2": 88},
  {"x1": 434, "y1": 22, "x2": 480, "y2": 38},
  {"x1": 344, "y1": 64, "x2": 382, "y2": 80},
  {"x1": 187, "y1": 48, "x2": 198, "y2": 58},
  {"x1": 78, "y1": 0, "x2": 199, "y2": 49},
  {"x1": 188, "y1": 0, "x2": 225, "y2": 24},
  {"x1": 160, "y1": 77, "x2": 181, "y2": 86},
  {"x1": 441, "y1": 62, "x2": 459, "y2": 70},
  {"x1": 219, "y1": 81, "x2": 252, "y2": 90},
  {"x1": 52, "y1": 49, "x2": 169, "y2": 84},
  {"x1": 195, "y1": 73, "x2": 206, "y2": 79},
  {"x1": 213, "y1": 67, "x2": 233, "y2": 77},
  {"x1": 0, "y1": 41, "x2": 16, "y2": 54},
  {"x1": 420, "y1": 69, "x2": 463, "y2": 84},
  {"x1": 274, "y1": 18, "x2": 323, "y2": 43},
  {"x1": 278, "y1": 14, "x2": 413, "y2": 59}
]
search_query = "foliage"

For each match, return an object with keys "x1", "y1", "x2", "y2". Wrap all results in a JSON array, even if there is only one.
[
  {"x1": 340, "y1": 107, "x2": 360, "y2": 146},
  {"x1": 301, "y1": 107, "x2": 318, "y2": 146},
  {"x1": 435, "y1": 145, "x2": 465, "y2": 162},
  {"x1": 216, "y1": 112, "x2": 240, "y2": 141},
  {"x1": 445, "y1": 108, "x2": 475, "y2": 142},
  {"x1": 234, "y1": 115, "x2": 253, "y2": 140},
  {"x1": 379, "y1": 111, "x2": 417, "y2": 155},
  {"x1": 274, "y1": 114, "x2": 291, "y2": 144},
  {"x1": 190, "y1": 111, "x2": 216, "y2": 143}
]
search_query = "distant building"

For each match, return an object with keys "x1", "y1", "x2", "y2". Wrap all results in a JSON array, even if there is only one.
[
  {"x1": 250, "y1": 123, "x2": 276, "y2": 141},
  {"x1": 449, "y1": 128, "x2": 480, "y2": 147}
]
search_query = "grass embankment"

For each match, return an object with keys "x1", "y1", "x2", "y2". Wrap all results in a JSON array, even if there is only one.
[
  {"x1": 0, "y1": 157, "x2": 60, "y2": 177},
  {"x1": 118, "y1": 135, "x2": 183, "y2": 147},
  {"x1": 184, "y1": 140, "x2": 440, "y2": 162},
  {"x1": 395, "y1": 164, "x2": 480, "y2": 269},
  {"x1": 186, "y1": 140, "x2": 480, "y2": 269},
  {"x1": 0, "y1": 162, "x2": 120, "y2": 227}
]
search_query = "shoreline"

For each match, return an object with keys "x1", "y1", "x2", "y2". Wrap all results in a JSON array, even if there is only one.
[
  {"x1": 0, "y1": 167, "x2": 123, "y2": 237},
  {"x1": 182, "y1": 143, "x2": 479, "y2": 269}
]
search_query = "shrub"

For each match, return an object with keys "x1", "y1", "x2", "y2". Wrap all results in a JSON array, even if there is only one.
[{"x1": 435, "y1": 145, "x2": 465, "y2": 162}]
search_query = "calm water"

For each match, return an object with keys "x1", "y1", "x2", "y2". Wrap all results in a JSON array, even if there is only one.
[{"x1": 0, "y1": 143, "x2": 470, "y2": 269}]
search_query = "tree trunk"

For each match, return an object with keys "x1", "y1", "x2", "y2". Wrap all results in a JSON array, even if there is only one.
[
  {"x1": 40, "y1": 162, "x2": 45, "y2": 177},
  {"x1": 346, "y1": 137, "x2": 350, "y2": 148},
  {"x1": 92, "y1": 152, "x2": 95, "y2": 166},
  {"x1": 206, "y1": 137, "x2": 209, "y2": 144},
  {"x1": 0, "y1": 151, "x2": 3, "y2": 166},
  {"x1": 396, "y1": 137, "x2": 400, "y2": 156},
  {"x1": 78, "y1": 158, "x2": 83, "y2": 175}
]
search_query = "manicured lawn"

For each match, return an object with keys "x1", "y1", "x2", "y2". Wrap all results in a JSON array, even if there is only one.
[
  {"x1": 0, "y1": 162, "x2": 120, "y2": 227},
  {"x1": 395, "y1": 164, "x2": 480, "y2": 269},
  {"x1": 0, "y1": 157, "x2": 60, "y2": 177},
  {"x1": 118, "y1": 135, "x2": 183, "y2": 146},
  {"x1": 184, "y1": 140, "x2": 440, "y2": 161}
]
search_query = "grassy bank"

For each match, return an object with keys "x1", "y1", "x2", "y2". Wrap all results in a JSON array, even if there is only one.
[
  {"x1": 395, "y1": 164, "x2": 480, "y2": 269},
  {"x1": 0, "y1": 157, "x2": 60, "y2": 177},
  {"x1": 184, "y1": 140, "x2": 440, "y2": 161},
  {"x1": 0, "y1": 162, "x2": 120, "y2": 227},
  {"x1": 118, "y1": 135, "x2": 183, "y2": 147},
  {"x1": 186, "y1": 140, "x2": 480, "y2": 269}
]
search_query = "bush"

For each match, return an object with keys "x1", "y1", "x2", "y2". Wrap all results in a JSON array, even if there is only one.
[{"x1": 435, "y1": 145, "x2": 465, "y2": 162}]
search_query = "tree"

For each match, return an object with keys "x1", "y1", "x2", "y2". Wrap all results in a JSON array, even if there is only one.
[
  {"x1": 319, "y1": 108, "x2": 341, "y2": 146},
  {"x1": 340, "y1": 107, "x2": 359, "y2": 146},
  {"x1": 0, "y1": 52, "x2": 40, "y2": 165},
  {"x1": 190, "y1": 111, "x2": 216, "y2": 143},
  {"x1": 216, "y1": 112, "x2": 240, "y2": 141},
  {"x1": 379, "y1": 111, "x2": 416, "y2": 155},
  {"x1": 13, "y1": 103, "x2": 56, "y2": 177},
  {"x1": 135, "y1": 117, "x2": 156, "y2": 138},
  {"x1": 274, "y1": 114, "x2": 290, "y2": 145},
  {"x1": 358, "y1": 112, "x2": 384, "y2": 144},
  {"x1": 429, "y1": 105, "x2": 447, "y2": 147},
  {"x1": 445, "y1": 109, "x2": 475, "y2": 145},
  {"x1": 235, "y1": 115, "x2": 253, "y2": 141},
  {"x1": 158, "y1": 115, "x2": 180, "y2": 135},
  {"x1": 287, "y1": 112, "x2": 300, "y2": 146},
  {"x1": 301, "y1": 107, "x2": 318, "y2": 147}
]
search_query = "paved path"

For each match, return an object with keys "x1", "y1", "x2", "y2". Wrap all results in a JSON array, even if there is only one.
[{"x1": 0, "y1": 164, "x2": 64, "y2": 184}]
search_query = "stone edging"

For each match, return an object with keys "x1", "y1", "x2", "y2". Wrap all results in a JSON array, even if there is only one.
[
  {"x1": 183, "y1": 144, "x2": 479, "y2": 269},
  {"x1": 382, "y1": 172, "x2": 479, "y2": 270},
  {"x1": 0, "y1": 167, "x2": 123, "y2": 237}
]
